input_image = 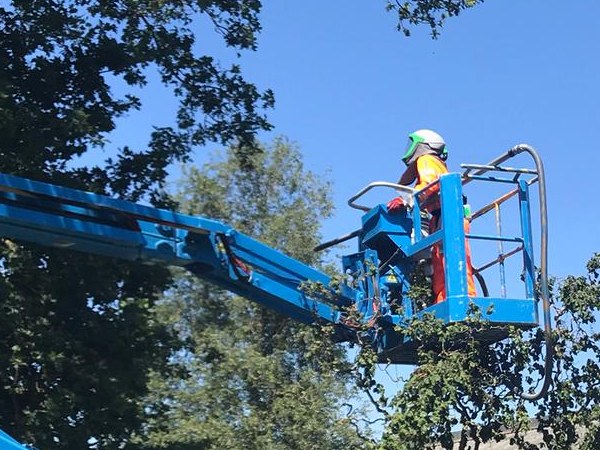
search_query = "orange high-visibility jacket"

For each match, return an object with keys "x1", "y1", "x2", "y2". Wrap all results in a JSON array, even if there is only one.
[
  {"x1": 401, "y1": 154, "x2": 448, "y2": 212},
  {"x1": 400, "y1": 153, "x2": 476, "y2": 302}
]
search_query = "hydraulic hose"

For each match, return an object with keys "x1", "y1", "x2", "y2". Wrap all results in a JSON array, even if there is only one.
[
  {"x1": 313, "y1": 229, "x2": 362, "y2": 252},
  {"x1": 509, "y1": 144, "x2": 552, "y2": 401},
  {"x1": 473, "y1": 270, "x2": 490, "y2": 298}
]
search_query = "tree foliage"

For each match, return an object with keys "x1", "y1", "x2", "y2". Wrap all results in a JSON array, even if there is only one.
[
  {"x1": 0, "y1": 1, "x2": 273, "y2": 448},
  {"x1": 135, "y1": 139, "x2": 368, "y2": 450},
  {"x1": 0, "y1": 242, "x2": 178, "y2": 448},
  {"x1": 0, "y1": 0, "x2": 273, "y2": 198},
  {"x1": 351, "y1": 254, "x2": 600, "y2": 449},
  {"x1": 386, "y1": 0, "x2": 484, "y2": 37}
]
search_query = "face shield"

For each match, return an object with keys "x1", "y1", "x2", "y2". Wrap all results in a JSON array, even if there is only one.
[{"x1": 401, "y1": 134, "x2": 423, "y2": 165}]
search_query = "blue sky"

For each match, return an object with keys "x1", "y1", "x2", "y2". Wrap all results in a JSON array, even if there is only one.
[{"x1": 109, "y1": 0, "x2": 600, "y2": 283}]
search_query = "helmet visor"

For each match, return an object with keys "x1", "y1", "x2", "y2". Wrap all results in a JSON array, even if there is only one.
[{"x1": 401, "y1": 135, "x2": 420, "y2": 164}]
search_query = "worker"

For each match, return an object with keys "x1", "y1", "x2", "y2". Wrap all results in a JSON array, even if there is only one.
[{"x1": 387, "y1": 129, "x2": 476, "y2": 303}]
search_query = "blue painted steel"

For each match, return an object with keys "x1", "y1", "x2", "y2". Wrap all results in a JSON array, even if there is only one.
[
  {"x1": 0, "y1": 173, "x2": 348, "y2": 328},
  {"x1": 244, "y1": 271, "x2": 339, "y2": 323},
  {"x1": 0, "y1": 428, "x2": 33, "y2": 449},
  {"x1": 465, "y1": 234, "x2": 523, "y2": 243},
  {"x1": 404, "y1": 229, "x2": 443, "y2": 257},
  {"x1": 518, "y1": 179, "x2": 536, "y2": 302},
  {"x1": 360, "y1": 204, "x2": 413, "y2": 256},
  {"x1": 439, "y1": 174, "x2": 469, "y2": 299},
  {"x1": 225, "y1": 231, "x2": 332, "y2": 289},
  {"x1": 421, "y1": 296, "x2": 537, "y2": 325},
  {"x1": 0, "y1": 173, "x2": 230, "y2": 234},
  {"x1": 351, "y1": 172, "x2": 539, "y2": 363}
]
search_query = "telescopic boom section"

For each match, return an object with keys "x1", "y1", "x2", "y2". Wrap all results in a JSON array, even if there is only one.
[
  {"x1": 0, "y1": 172, "x2": 365, "y2": 449},
  {"x1": 0, "y1": 429, "x2": 30, "y2": 450},
  {"x1": 0, "y1": 173, "x2": 355, "y2": 326}
]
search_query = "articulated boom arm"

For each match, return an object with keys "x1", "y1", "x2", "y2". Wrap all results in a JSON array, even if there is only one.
[
  {"x1": 0, "y1": 173, "x2": 356, "y2": 327},
  {"x1": 0, "y1": 144, "x2": 549, "y2": 362},
  {"x1": 0, "y1": 144, "x2": 550, "y2": 448}
]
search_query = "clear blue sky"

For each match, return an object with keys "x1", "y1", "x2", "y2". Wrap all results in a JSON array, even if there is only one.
[{"x1": 110, "y1": 0, "x2": 600, "y2": 282}]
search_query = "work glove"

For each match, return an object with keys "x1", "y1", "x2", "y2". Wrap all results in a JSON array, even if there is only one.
[{"x1": 387, "y1": 197, "x2": 405, "y2": 213}]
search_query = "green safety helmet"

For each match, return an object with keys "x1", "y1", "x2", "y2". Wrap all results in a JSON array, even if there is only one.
[{"x1": 402, "y1": 129, "x2": 448, "y2": 166}]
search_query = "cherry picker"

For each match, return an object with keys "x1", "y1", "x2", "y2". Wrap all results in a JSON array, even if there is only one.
[{"x1": 0, "y1": 145, "x2": 550, "y2": 449}]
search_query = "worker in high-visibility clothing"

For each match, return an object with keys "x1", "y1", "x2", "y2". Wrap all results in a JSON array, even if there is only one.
[{"x1": 387, "y1": 129, "x2": 476, "y2": 303}]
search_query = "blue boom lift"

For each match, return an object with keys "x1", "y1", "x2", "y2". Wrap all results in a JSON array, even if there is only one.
[{"x1": 0, "y1": 145, "x2": 550, "y2": 449}]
